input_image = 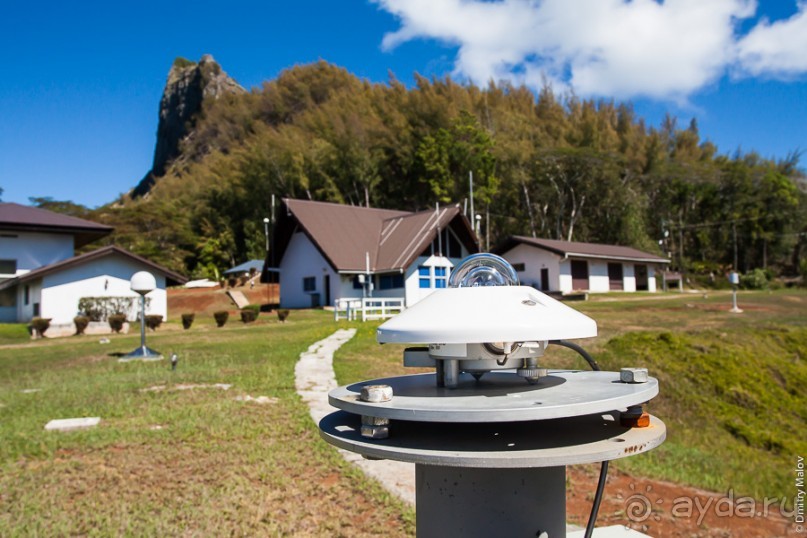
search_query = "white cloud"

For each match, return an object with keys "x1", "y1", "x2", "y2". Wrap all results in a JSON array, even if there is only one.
[
  {"x1": 737, "y1": 2, "x2": 807, "y2": 76},
  {"x1": 374, "y1": 0, "x2": 806, "y2": 101}
]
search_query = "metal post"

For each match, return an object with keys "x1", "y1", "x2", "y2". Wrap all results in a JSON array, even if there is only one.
[
  {"x1": 139, "y1": 294, "x2": 146, "y2": 351},
  {"x1": 416, "y1": 465, "x2": 565, "y2": 538}
]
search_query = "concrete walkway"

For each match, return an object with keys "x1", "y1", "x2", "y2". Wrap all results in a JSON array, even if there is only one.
[{"x1": 294, "y1": 328, "x2": 416, "y2": 505}]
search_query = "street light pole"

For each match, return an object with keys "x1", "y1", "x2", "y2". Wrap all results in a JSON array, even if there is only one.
[
  {"x1": 121, "y1": 271, "x2": 162, "y2": 361},
  {"x1": 263, "y1": 217, "x2": 270, "y2": 252}
]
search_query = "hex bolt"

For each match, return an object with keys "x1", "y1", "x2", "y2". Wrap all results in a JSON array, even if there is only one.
[
  {"x1": 361, "y1": 415, "x2": 390, "y2": 426},
  {"x1": 360, "y1": 424, "x2": 390, "y2": 439},
  {"x1": 360, "y1": 384, "x2": 393, "y2": 403},
  {"x1": 620, "y1": 367, "x2": 648, "y2": 384}
]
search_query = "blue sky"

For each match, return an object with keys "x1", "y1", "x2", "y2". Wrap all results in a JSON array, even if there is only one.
[{"x1": 1, "y1": 0, "x2": 805, "y2": 208}]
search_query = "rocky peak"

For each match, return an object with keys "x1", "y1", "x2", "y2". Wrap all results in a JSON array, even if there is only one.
[{"x1": 132, "y1": 55, "x2": 245, "y2": 198}]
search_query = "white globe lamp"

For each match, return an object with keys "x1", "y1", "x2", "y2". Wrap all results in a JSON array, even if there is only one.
[{"x1": 122, "y1": 271, "x2": 162, "y2": 360}]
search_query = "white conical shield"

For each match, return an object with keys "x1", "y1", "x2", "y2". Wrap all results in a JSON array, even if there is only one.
[{"x1": 377, "y1": 286, "x2": 597, "y2": 344}]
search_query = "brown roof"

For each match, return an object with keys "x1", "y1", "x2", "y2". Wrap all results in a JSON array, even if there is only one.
[
  {"x1": 273, "y1": 199, "x2": 478, "y2": 273},
  {"x1": 0, "y1": 245, "x2": 187, "y2": 291},
  {"x1": 494, "y1": 236, "x2": 669, "y2": 263},
  {"x1": 0, "y1": 202, "x2": 112, "y2": 247}
]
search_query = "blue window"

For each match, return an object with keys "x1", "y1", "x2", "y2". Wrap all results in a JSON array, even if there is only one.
[
  {"x1": 303, "y1": 276, "x2": 316, "y2": 292},
  {"x1": 434, "y1": 266, "x2": 447, "y2": 288},
  {"x1": 418, "y1": 266, "x2": 430, "y2": 288}
]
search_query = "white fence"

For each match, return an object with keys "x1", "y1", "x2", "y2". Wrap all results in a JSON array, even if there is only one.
[{"x1": 334, "y1": 297, "x2": 404, "y2": 322}]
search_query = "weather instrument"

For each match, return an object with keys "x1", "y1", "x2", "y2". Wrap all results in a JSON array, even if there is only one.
[{"x1": 320, "y1": 254, "x2": 665, "y2": 537}]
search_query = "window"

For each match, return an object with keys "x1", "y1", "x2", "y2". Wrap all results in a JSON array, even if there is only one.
[
  {"x1": 434, "y1": 267, "x2": 447, "y2": 288},
  {"x1": 303, "y1": 276, "x2": 316, "y2": 292},
  {"x1": 24, "y1": 285, "x2": 29, "y2": 305},
  {"x1": 418, "y1": 266, "x2": 430, "y2": 288},
  {"x1": 0, "y1": 288, "x2": 15, "y2": 307},
  {"x1": 0, "y1": 259, "x2": 16, "y2": 275},
  {"x1": 33, "y1": 303, "x2": 40, "y2": 317},
  {"x1": 379, "y1": 274, "x2": 404, "y2": 290},
  {"x1": 512, "y1": 263, "x2": 525, "y2": 272},
  {"x1": 353, "y1": 275, "x2": 364, "y2": 289},
  {"x1": 421, "y1": 228, "x2": 463, "y2": 259}
]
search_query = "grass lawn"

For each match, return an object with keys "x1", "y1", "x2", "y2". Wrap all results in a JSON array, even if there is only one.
[
  {"x1": 0, "y1": 311, "x2": 414, "y2": 537},
  {"x1": 1, "y1": 289, "x2": 804, "y2": 535}
]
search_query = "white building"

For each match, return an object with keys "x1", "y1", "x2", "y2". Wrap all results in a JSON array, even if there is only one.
[
  {"x1": 266, "y1": 199, "x2": 479, "y2": 309},
  {"x1": 493, "y1": 236, "x2": 669, "y2": 294},
  {"x1": 0, "y1": 203, "x2": 186, "y2": 325}
]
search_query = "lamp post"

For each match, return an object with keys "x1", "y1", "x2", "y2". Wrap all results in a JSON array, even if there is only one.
[
  {"x1": 263, "y1": 217, "x2": 270, "y2": 252},
  {"x1": 122, "y1": 271, "x2": 162, "y2": 360},
  {"x1": 729, "y1": 271, "x2": 743, "y2": 313}
]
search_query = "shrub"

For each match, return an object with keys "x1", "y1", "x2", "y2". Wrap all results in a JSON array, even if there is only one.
[
  {"x1": 145, "y1": 315, "x2": 163, "y2": 331},
  {"x1": 238, "y1": 275, "x2": 249, "y2": 287},
  {"x1": 108, "y1": 314, "x2": 127, "y2": 333},
  {"x1": 242, "y1": 303, "x2": 260, "y2": 314},
  {"x1": 30, "y1": 317, "x2": 51, "y2": 338},
  {"x1": 740, "y1": 268, "x2": 769, "y2": 290},
  {"x1": 78, "y1": 296, "x2": 143, "y2": 321},
  {"x1": 73, "y1": 315, "x2": 89, "y2": 335},
  {"x1": 227, "y1": 277, "x2": 237, "y2": 288},
  {"x1": 181, "y1": 313, "x2": 195, "y2": 330},
  {"x1": 214, "y1": 311, "x2": 229, "y2": 327},
  {"x1": 277, "y1": 309, "x2": 290, "y2": 323},
  {"x1": 240, "y1": 309, "x2": 258, "y2": 323}
]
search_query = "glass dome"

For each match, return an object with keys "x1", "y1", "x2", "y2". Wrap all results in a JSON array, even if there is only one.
[{"x1": 448, "y1": 253, "x2": 519, "y2": 288}]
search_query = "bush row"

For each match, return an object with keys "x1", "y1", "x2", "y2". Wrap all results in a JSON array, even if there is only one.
[{"x1": 29, "y1": 306, "x2": 289, "y2": 338}]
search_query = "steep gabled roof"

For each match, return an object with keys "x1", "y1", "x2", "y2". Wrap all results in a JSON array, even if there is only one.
[
  {"x1": 0, "y1": 202, "x2": 112, "y2": 247},
  {"x1": 272, "y1": 199, "x2": 478, "y2": 273},
  {"x1": 0, "y1": 245, "x2": 187, "y2": 291},
  {"x1": 493, "y1": 236, "x2": 670, "y2": 264}
]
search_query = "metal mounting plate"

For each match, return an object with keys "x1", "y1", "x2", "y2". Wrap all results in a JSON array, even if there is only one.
[
  {"x1": 328, "y1": 370, "x2": 658, "y2": 423},
  {"x1": 319, "y1": 410, "x2": 666, "y2": 467}
]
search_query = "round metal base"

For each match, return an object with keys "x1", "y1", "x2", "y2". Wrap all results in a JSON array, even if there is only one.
[
  {"x1": 320, "y1": 410, "x2": 666, "y2": 467},
  {"x1": 328, "y1": 370, "x2": 658, "y2": 423},
  {"x1": 119, "y1": 346, "x2": 163, "y2": 362}
]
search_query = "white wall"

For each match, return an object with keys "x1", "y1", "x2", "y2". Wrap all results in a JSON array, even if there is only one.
[
  {"x1": 38, "y1": 256, "x2": 168, "y2": 325},
  {"x1": 279, "y1": 231, "x2": 340, "y2": 309},
  {"x1": 499, "y1": 243, "x2": 562, "y2": 291},
  {"x1": 588, "y1": 261, "x2": 610, "y2": 293},
  {"x1": 0, "y1": 232, "x2": 74, "y2": 275},
  {"x1": 623, "y1": 264, "x2": 637, "y2": 292}
]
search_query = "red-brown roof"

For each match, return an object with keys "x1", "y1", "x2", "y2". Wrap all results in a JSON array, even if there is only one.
[
  {"x1": 0, "y1": 245, "x2": 187, "y2": 291},
  {"x1": 274, "y1": 199, "x2": 478, "y2": 273},
  {"x1": 0, "y1": 202, "x2": 112, "y2": 247},
  {"x1": 494, "y1": 236, "x2": 669, "y2": 263}
]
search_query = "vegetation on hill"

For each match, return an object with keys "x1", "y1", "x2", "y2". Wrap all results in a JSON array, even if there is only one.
[{"x1": 37, "y1": 61, "x2": 806, "y2": 279}]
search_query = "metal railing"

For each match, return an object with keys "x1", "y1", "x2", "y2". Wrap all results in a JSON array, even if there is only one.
[{"x1": 334, "y1": 297, "x2": 404, "y2": 322}]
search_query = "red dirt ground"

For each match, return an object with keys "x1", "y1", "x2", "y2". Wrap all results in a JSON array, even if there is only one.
[
  {"x1": 168, "y1": 284, "x2": 279, "y2": 316},
  {"x1": 567, "y1": 466, "x2": 799, "y2": 537}
]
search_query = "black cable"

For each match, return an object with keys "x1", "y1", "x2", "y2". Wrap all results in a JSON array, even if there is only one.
[
  {"x1": 548, "y1": 339, "x2": 607, "y2": 538},
  {"x1": 549, "y1": 339, "x2": 600, "y2": 371}
]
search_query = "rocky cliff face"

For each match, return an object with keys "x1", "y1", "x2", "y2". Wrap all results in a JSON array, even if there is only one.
[{"x1": 132, "y1": 55, "x2": 245, "y2": 198}]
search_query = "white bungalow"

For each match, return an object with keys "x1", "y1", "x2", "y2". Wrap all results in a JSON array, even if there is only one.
[
  {"x1": 266, "y1": 199, "x2": 479, "y2": 309},
  {"x1": 0, "y1": 203, "x2": 186, "y2": 325},
  {"x1": 493, "y1": 236, "x2": 670, "y2": 294}
]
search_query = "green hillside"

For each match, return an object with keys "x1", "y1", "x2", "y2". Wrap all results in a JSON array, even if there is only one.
[{"x1": 81, "y1": 61, "x2": 806, "y2": 280}]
